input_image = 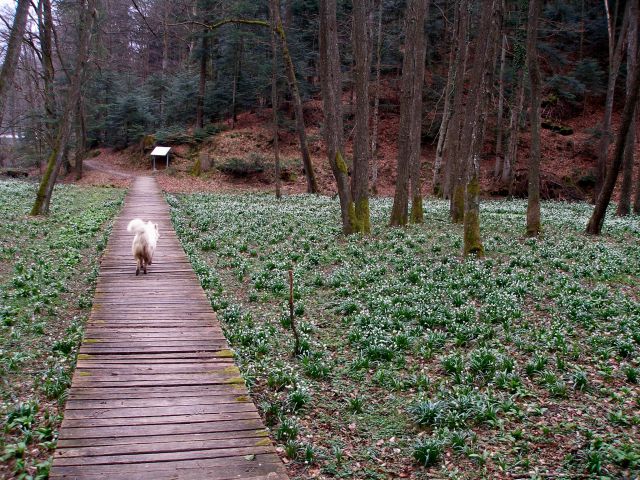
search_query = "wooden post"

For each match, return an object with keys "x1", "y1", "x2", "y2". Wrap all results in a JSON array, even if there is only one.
[{"x1": 288, "y1": 269, "x2": 301, "y2": 355}]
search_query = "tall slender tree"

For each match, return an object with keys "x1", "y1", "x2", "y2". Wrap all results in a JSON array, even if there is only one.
[
  {"x1": 494, "y1": 33, "x2": 507, "y2": 177},
  {"x1": 594, "y1": 1, "x2": 629, "y2": 201},
  {"x1": 271, "y1": 0, "x2": 319, "y2": 194},
  {"x1": 196, "y1": 30, "x2": 209, "y2": 129},
  {"x1": 31, "y1": 0, "x2": 96, "y2": 215},
  {"x1": 270, "y1": 0, "x2": 282, "y2": 199},
  {"x1": 408, "y1": 0, "x2": 429, "y2": 224},
  {"x1": 390, "y1": 0, "x2": 429, "y2": 225},
  {"x1": 617, "y1": 0, "x2": 637, "y2": 217},
  {"x1": 525, "y1": 0, "x2": 542, "y2": 237},
  {"x1": 586, "y1": 47, "x2": 640, "y2": 234},
  {"x1": 351, "y1": 0, "x2": 372, "y2": 233},
  {"x1": 0, "y1": 0, "x2": 31, "y2": 131},
  {"x1": 432, "y1": 6, "x2": 457, "y2": 197},
  {"x1": 319, "y1": 0, "x2": 356, "y2": 234},
  {"x1": 443, "y1": 0, "x2": 469, "y2": 209},
  {"x1": 462, "y1": 0, "x2": 501, "y2": 256},
  {"x1": 370, "y1": 0, "x2": 384, "y2": 194}
]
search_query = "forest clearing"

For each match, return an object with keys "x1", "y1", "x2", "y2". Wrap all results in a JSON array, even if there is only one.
[
  {"x1": 1, "y1": 179, "x2": 639, "y2": 479},
  {"x1": 2, "y1": 0, "x2": 640, "y2": 478}
]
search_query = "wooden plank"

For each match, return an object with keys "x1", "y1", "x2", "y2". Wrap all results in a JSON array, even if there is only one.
[
  {"x1": 50, "y1": 177, "x2": 287, "y2": 480},
  {"x1": 54, "y1": 436, "x2": 274, "y2": 458},
  {"x1": 57, "y1": 429, "x2": 270, "y2": 448},
  {"x1": 62, "y1": 402, "x2": 256, "y2": 420},
  {"x1": 57, "y1": 418, "x2": 267, "y2": 440},
  {"x1": 50, "y1": 459, "x2": 287, "y2": 480},
  {"x1": 65, "y1": 394, "x2": 251, "y2": 410},
  {"x1": 53, "y1": 445, "x2": 276, "y2": 466}
]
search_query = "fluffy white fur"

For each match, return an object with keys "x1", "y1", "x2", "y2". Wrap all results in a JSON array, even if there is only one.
[{"x1": 127, "y1": 219, "x2": 159, "y2": 275}]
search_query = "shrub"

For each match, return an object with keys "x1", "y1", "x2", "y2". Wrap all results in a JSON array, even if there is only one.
[{"x1": 218, "y1": 153, "x2": 267, "y2": 177}]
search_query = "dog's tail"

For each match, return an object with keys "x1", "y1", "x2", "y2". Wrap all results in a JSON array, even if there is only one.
[{"x1": 127, "y1": 218, "x2": 146, "y2": 235}]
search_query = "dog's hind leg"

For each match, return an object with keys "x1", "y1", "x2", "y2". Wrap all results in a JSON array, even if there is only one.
[{"x1": 136, "y1": 258, "x2": 140, "y2": 276}]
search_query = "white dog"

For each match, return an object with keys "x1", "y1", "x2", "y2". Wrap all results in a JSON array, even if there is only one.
[{"x1": 127, "y1": 219, "x2": 159, "y2": 276}]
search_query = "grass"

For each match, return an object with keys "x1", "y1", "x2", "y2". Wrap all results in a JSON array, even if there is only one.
[
  {"x1": 0, "y1": 180, "x2": 124, "y2": 479},
  {"x1": 169, "y1": 192, "x2": 640, "y2": 479}
]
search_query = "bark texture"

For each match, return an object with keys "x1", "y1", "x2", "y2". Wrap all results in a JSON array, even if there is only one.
[
  {"x1": 525, "y1": 0, "x2": 542, "y2": 237},
  {"x1": 0, "y1": 0, "x2": 31, "y2": 129},
  {"x1": 408, "y1": 0, "x2": 429, "y2": 224},
  {"x1": 503, "y1": 71, "x2": 525, "y2": 190},
  {"x1": 617, "y1": 0, "x2": 637, "y2": 217},
  {"x1": 351, "y1": 0, "x2": 372, "y2": 233},
  {"x1": 494, "y1": 33, "x2": 507, "y2": 177},
  {"x1": 272, "y1": 0, "x2": 319, "y2": 194},
  {"x1": 370, "y1": 0, "x2": 384, "y2": 194},
  {"x1": 31, "y1": 0, "x2": 96, "y2": 216},
  {"x1": 319, "y1": 0, "x2": 355, "y2": 234},
  {"x1": 443, "y1": 0, "x2": 469, "y2": 205},
  {"x1": 38, "y1": 0, "x2": 56, "y2": 148},
  {"x1": 196, "y1": 32, "x2": 208, "y2": 129},
  {"x1": 390, "y1": 0, "x2": 429, "y2": 226},
  {"x1": 586, "y1": 47, "x2": 640, "y2": 234},
  {"x1": 462, "y1": 0, "x2": 501, "y2": 256},
  {"x1": 270, "y1": 1, "x2": 282, "y2": 199},
  {"x1": 595, "y1": 1, "x2": 629, "y2": 201},
  {"x1": 432, "y1": 14, "x2": 457, "y2": 197}
]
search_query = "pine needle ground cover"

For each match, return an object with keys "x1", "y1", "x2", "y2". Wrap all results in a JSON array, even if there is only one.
[
  {"x1": 170, "y1": 193, "x2": 640, "y2": 479},
  {"x1": 0, "y1": 180, "x2": 124, "y2": 479}
]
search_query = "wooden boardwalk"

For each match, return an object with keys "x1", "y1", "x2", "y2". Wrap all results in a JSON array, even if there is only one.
[{"x1": 50, "y1": 177, "x2": 288, "y2": 480}]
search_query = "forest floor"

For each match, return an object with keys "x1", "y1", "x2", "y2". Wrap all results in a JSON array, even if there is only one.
[
  {"x1": 0, "y1": 181, "x2": 124, "y2": 479},
  {"x1": 169, "y1": 191, "x2": 640, "y2": 479}
]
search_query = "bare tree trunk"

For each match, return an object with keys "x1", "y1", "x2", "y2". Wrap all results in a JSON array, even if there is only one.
[
  {"x1": 494, "y1": 33, "x2": 507, "y2": 177},
  {"x1": 31, "y1": 0, "x2": 96, "y2": 216},
  {"x1": 408, "y1": 0, "x2": 429, "y2": 224},
  {"x1": 196, "y1": 32, "x2": 208, "y2": 129},
  {"x1": 231, "y1": 35, "x2": 243, "y2": 129},
  {"x1": 634, "y1": 157, "x2": 640, "y2": 214},
  {"x1": 160, "y1": 5, "x2": 169, "y2": 126},
  {"x1": 445, "y1": 0, "x2": 469, "y2": 216},
  {"x1": 351, "y1": 0, "x2": 372, "y2": 233},
  {"x1": 503, "y1": 70, "x2": 525, "y2": 191},
  {"x1": 463, "y1": 0, "x2": 501, "y2": 256},
  {"x1": 272, "y1": 0, "x2": 319, "y2": 193},
  {"x1": 526, "y1": 0, "x2": 542, "y2": 236},
  {"x1": 617, "y1": 0, "x2": 637, "y2": 217},
  {"x1": 75, "y1": 95, "x2": 87, "y2": 180},
  {"x1": 595, "y1": 1, "x2": 629, "y2": 201},
  {"x1": 0, "y1": 0, "x2": 31, "y2": 129},
  {"x1": 38, "y1": 0, "x2": 56, "y2": 149},
  {"x1": 390, "y1": 0, "x2": 424, "y2": 226},
  {"x1": 454, "y1": 0, "x2": 492, "y2": 225},
  {"x1": 319, "y1": 0, "x2": 355, "y2": 234},
  {"x1": 587, "y1": 47, "x2": 640, "y2": 234},
  {"x1": 270, "y1": 1, "x2": 282, "y2": 199},
  {"x1": 370, "y1": 0, "x2": 384, "y2": 194},
  {"x1": 433, "y1": 4, "x2": 459, "y2": 197}
]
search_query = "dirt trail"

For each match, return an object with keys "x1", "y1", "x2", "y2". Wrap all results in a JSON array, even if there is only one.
[{"x1": 84, "y1": 157, "x2": 135, "y2": 179}]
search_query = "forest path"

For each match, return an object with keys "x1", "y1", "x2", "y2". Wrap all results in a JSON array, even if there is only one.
[
  {"x1": 84, "y1": 156, "x2": 135, "y2": 179},
  {"x1": 49, "y1": 176, "x2": 288, "y2": 480}
]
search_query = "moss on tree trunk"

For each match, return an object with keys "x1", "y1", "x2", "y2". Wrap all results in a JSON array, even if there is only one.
[
  {"x1": 410, "y1": 195, "x2": 423, "y2": 224},
  {"x1": 30, "y1": 149, "x2": 58, "y2": 216},
  {"x1": 463, "y1": 173, "x2": 484, "y2": 257}
]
